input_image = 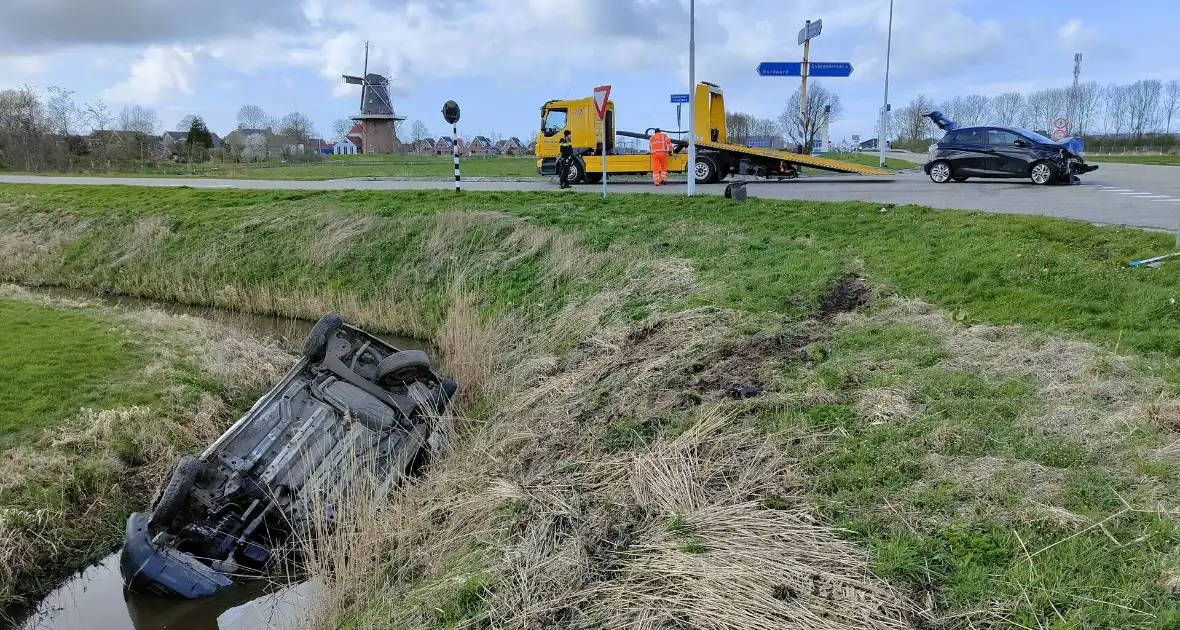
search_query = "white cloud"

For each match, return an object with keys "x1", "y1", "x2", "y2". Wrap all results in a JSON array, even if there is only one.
[
  {"x1": 0, "y1": 54, "x2": 52, "y2": 85},
  {"x1": 103, "y1": 44, "x2": 198, "y2": 104},
  {"x1": 1058, "y1": 19, "x2": 1097, "y2": 51}
]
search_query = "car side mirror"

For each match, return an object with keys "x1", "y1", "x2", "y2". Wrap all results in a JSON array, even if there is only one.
[{"x1": 1013, "y1": 139, "x2": 1030, "y2": 148}]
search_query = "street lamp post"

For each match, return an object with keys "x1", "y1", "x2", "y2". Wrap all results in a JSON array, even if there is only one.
[
  {"x1": 879, "y1": 0, "x2": 893, "y2": 169},
  {"x1": 687, "y1": 0, "x2": 696, "y2": 196}
]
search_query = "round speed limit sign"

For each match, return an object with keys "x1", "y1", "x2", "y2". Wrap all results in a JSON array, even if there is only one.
[
  {"x1": 1053, "y1": 117, "x2": 1067, "y2": 130},
  {"x1": 1051, "y1": 129, "x2": 1067, "y2": 141}
]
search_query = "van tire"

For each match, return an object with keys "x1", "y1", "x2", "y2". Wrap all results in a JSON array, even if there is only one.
[
  {"x1": 150, "y1": 456, "x2": 201, "y2": 527},
  {"x1": 303, "y1": 312, "x2": 343, "y2": 361},
  {"x1": 377, "y1": 350, "x2": 433, "y2": 386}
]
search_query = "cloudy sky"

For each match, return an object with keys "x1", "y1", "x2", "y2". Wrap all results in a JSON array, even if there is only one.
[{"x1": 2, "y1": 0, "x2": 1176, "y2": 142}]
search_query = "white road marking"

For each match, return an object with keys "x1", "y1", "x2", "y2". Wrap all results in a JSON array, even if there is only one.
[
  {"x1": 1136, "y1": 195, "x2": 1170, "y2": 199},
  {"x1": 1116, "y1": 192, "x2": 1150, "y2": 195}
]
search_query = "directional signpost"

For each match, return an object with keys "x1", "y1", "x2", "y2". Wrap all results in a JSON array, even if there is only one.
[
  {"x1": 758, "y1": 17, "x2": 853, "y2": 155},
  {"x1": 593, "y1": 85, "x2": 611, "y2": 199},
  {"x1": 672, "y1": 93, "x2": 689, "y2": 132}
]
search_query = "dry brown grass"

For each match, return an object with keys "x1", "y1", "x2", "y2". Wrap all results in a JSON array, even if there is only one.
[
  {"x1": 0, "y1": 210, "x2": 90, "y2": 283},
  {"x1": 305, "y1": 214, "x2": 377, "y2": 265},
  {"x1": 295, "y1": 272, "x2": 926, "y2": 629}
]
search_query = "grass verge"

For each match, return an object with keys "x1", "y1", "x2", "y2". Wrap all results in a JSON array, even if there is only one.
[
  {"x1": 1084, "y1": 154, "x2": 1180, "y2": 166},
  {"x1": 1, "y1": 155, "x2": 540, "y2": 181},
  {"x1": 2, "y1": 185, "x2": 1180, "y2": 628},
  {"x1": 819, "y1": 151, "x2": 920, "y2": 170},
  {"x1": 0, "y1": 285, "x2": 293, "y2": 622}
]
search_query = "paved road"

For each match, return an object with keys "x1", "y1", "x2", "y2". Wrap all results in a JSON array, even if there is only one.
[{"x1": 2, "y1": 161, "x2": 1177, "y2": 231}]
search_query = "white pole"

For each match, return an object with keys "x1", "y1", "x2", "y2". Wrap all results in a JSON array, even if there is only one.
[
  {"x1": 879, "y1": 0, "x2": 893, "y2": 168},
  {"x1": 602, "y1": 120, "x2": 608, "y2": 199},
  {"x1": 687, "y1": 0, "x2": 696, "y2": 196}
]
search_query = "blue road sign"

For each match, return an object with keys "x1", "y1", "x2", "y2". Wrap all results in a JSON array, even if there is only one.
[
  {"x1": 807, "y1": 62, "x2": 854, "y2": 77},
  {"x1": 797, "y1": 19, "x2": 822, "y2": 45},
  {"x1": 757, "y1": 62, "x2": 804, "y2": 77},
  {"x1": 671, "y1": 93, "x2": 690, "y2": 104}
]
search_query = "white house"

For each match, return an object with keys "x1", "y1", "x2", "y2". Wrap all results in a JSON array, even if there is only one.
[{"x1": 333, "y1": 140, "x2": 358, "y2": 155}]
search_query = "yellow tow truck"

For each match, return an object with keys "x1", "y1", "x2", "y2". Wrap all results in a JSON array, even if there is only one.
[{"x1": 535, "y1": 81, "x2": 890, "y2": 184}]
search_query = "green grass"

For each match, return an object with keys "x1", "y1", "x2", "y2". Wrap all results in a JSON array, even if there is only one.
[
  {"x1": 1, "y1": 185, "x2": 1175, "y2": 360},
  {"x1": 3, "y1": 184, "x2": 1180, "y2": 626},
  {"x1": 3, "y1": 155, "x2": 539, "y2": 180},
  {"x1": 0, "y1": 300, "x2": 156, "y2": 446},
  {"x1": 1084, "y1": 154, "x2": 1180, "y2": 166},
  {"x1": 819, "y1": 151, "x2": 919, "y2": 170}
]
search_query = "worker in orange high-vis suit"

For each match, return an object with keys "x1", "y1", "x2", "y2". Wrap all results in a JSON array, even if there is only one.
[{"x1": 649, "y1": 127, "x2": 672, "y2": 185}]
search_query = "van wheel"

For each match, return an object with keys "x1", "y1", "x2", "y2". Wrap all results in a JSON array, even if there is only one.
[
  {"x1": 1030, "y1": 161, "x2": 1056, "y2": 185},
  {"x1": 150, "y1": 456, "x2": 201, "y2": 527},
  {"x1": 694, "y1": 156, "x2": 719, "y2": 184},
  {"x1": 377, "y1": 350, "x2": 433, "y2": 386},
  {"x1": 303, "y1": 312, "x2": 343, "y2": 361},
  {"x1": 928, "y1": 161, "x2": 952, "y2": 183}
]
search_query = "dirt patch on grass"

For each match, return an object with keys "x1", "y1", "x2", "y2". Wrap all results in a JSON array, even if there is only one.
[
  {"x1": 819, "y1": 275, "x2": 872, "y2": 320},
  {"x1": 691, "y1": 333, "x2": 811, "y2": 396}
]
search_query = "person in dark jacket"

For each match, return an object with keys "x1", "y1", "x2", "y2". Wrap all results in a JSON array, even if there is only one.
[{"x1": 557, "y1": 130, "x2": 575, "y2": 188}]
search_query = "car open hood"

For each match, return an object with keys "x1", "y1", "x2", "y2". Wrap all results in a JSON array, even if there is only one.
[
  {"x1": 923, "y1": 111, "x2": 958, "y2": 131},
  {"x1": 1051, "y1": 136, "x2": 1085, "y2": 156}
]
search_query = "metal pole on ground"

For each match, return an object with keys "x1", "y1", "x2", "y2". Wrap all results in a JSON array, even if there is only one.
[
  {"x1": 879, "y1": 0, "x2": 893, "y2": 168},
  {"x1": 800, "y1": 21, "x2": 810, "y2": 154},
  {"x1": 687, "y1": 0, "x2": 696, "y2": 197},
  {"x1": 453, "y1": 124, "x2": 460, "y2": 192}
]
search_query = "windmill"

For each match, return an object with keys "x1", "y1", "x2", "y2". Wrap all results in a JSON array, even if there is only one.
[{"x1": 342, "y1": 41, "x2": 405, "y2": 154}]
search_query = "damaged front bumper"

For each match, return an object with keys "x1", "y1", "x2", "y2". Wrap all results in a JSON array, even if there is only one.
[{"x1": 120, "y1": 512, "x2": 233, "y2": 599}]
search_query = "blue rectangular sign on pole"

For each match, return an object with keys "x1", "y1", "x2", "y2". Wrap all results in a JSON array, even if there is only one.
[
  {"x1": 757, "y1": 62, "x2": 804, "y2": 77},
  {"x1": 807, "y1": 62, "x2": 854, "y2": 77},
  {"x1": 797, "y1": 19, "x2": 822, "y2": 45},
  {"x1": 671, "y1": 93, "x2": 690, "y2": 104},
  {"x1": 757, "y1": 62, "x2": 852, "y2": 78}
]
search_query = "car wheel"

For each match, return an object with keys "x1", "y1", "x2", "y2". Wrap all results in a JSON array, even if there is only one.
[
  {"x1": 952, "y1": 176, "x2": 969, "y2": 182},
  {"x1": 376, "y1": 350, "x2": 433, "y2": 386},
  {"x1": 303, "y1": 312, "x2": 343, "y2": 361},
  {"x1": 694, "y1": 155, "x2": 718, "y2": 184},
  {"x1": 150, "y1": 456, "x2": 201, "y2": 527},
  {"x1": 1030, "y1": 161, "x2": 1056, "y2": 185},
  {"x1": 928, "y1": 161, "x2": 952, "y2": 183}
]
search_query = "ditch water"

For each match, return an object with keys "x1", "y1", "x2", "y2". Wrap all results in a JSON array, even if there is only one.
[{"x1": 15, "y1": 288, "x2": 430, "y2": 630}]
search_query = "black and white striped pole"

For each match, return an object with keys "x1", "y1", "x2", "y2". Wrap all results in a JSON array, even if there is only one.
[{"x1": 442, "y1": 100, "x2": 461, "y2": 193}]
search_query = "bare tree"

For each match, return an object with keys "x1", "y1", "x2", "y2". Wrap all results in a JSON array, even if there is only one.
[
  {"x1": 725, "y1": 112, "x2": 753, "y2": 145},
  {"x1": 279, "y1": 111, "x2": 315, "y2": 143},
  {"x1": 992, "y1": 92, "x2": 1024, "y2": 126},
  {"x1": 237, "y1": 104, "x2": 271, "y2": 130},
  {"x1": 118, "y1": 105, "x2": 159, "y2": 134},
  {"x1": 1072, "y1": 81, "x2": 1102, "y2": 135},
  {"x1": 957, "y1": 94, "x2": 991, "y2": 126},
  {"x1": 85, "y1": 99, "x2": 113, "y2": 132},
  {"x1": 1126, "y1": 79, "x2": 1162, "y2": 139},
  {"x1": 896, "y1": 94, "x2": 935, "y2": 141},
  {"x1": 750, "y1": 117, "x2": 780, "y2": 145},
  {"x1": 331, "y1": 118, "x2": 354, "y2": 142},
  {"x1": 175, "y1": 114, "x2": 200, "y2": 133},
  {"x1": 1162, "y1": 80, "x2": 1180, "y2": 135},
  {"x1": 45, "y1": 86, "x2": 86, "y2": 136},
  {"x1": 410, "y1": 119, "x2": 430, "y2": 144},
  {"x1": 1023, "y1": 89, "x2": 1059, "y2": 133},
  {"x1": 0, "y1": 85, "x2": 50, "y2": 170},
  {"x1": 779, "y1": 82, "x2": 842, "y2": 151}
]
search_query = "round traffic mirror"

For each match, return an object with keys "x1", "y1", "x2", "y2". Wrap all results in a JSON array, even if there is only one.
[{"x1": 442, "y1": 101, "x2": 460, "y2": 125}]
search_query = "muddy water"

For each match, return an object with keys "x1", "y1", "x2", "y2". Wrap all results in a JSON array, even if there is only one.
[
  {"x1": 35, "y1": 286, "x2": 431, "y2": 353},
  {"x1": 20, "y1": 554, "x2": 317, "y2": 630},
  {"x1": 16, "y1": 288, "x2": 430, "y2": 630}
]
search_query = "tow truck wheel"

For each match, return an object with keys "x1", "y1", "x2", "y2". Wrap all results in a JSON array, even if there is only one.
[
  {"x1": 694, "y1": 156, "x2": 718, "y2": 184},
  {"x1": 567, "y1": 158, "x2": 585, "y2": 185}
]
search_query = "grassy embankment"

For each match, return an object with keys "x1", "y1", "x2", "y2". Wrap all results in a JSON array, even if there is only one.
[
  {"x1": 3, "y1": 185, "x2": 1180, "y2": 628},
  {"x1": 1084, "y1": 154, "x2": 1180, "y2": 166},
  {"x1": 818, "y1": 152, "x2": 920, "y2": 170},
  {"x1": 0, "y1": 286, "x2": 293, "y2": 621},
  {"x1": 1, "y1": 154, "x2": 540, "y2": 181}
]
